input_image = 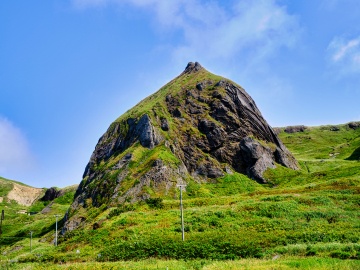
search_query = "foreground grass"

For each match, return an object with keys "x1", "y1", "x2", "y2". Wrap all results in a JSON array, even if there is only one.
[{"x1": 2, "y1": 257, "x2": 360, "y2": 270}]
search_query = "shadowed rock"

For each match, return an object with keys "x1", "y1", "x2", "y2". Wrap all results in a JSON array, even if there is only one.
[
  {"x1": 40, "y1": 187, "x2": 61, "y2": 201},
  {"x1": 240, "y1": 137, "x2": 276, "y2": 183},
  {"x1": 348, "y1": 122, "x2": 360, "y2": 129}
]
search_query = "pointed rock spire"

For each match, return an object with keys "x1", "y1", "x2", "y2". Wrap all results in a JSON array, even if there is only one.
[{"x1": 183, "y1": 62, "x2": 203, "y2": 74}]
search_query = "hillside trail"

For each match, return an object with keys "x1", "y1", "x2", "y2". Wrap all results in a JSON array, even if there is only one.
[{"x1": 7, "y1": 183, "x2": 43, "y2": 206}]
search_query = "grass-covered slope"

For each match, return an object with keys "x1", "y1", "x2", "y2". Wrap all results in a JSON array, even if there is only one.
[
  {"x1": 0, "y1": 180, "x2": 77, "y2": 260},
  {"x1": 1, "y1": 123, "x2": 359, "y2": 269},
  {"x1": 266, "y1": 124, "x2": 360, "y2": 187}
]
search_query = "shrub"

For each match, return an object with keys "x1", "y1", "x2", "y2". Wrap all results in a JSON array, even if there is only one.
[
  {"x1": 145, "y1": 198, "x2": 164, "y2": 209},
  {"x1": 97, "y1": 237, "x2": 264, "y2": 261},
  {"x1": 330, "y1": 250, "x2": 352, "y2": 259},
  {"x1": 305, "y1": 245, "x2": 317, "y2": 256},
  {"x1": 107, "y1": 204, "x2": 135, "y2": 219}
]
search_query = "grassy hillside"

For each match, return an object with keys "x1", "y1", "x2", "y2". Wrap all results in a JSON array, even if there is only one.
[
  {"x1": 0, "y1": 124, "x2": 359, "y2": 269},
  {"x1": 0, "y1": 181, "x2": 77, "y2": 260}
]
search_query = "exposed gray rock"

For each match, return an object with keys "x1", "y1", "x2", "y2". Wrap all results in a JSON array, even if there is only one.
[
  {"x1": 196, "y1": 80, "x2": 213, "y2": 91},
  {"x1": 275, "y1": 147, "x2": 299, "y2": 170},
  {"x1": 284, "y1": 125, "x2": 307, "y2": 133},
  {"x1": 82, "y1": 114, "x2": 162, "y2": 179},
  {"x1": 161, "y1": 118, "x2": 169, "y2": 131},
  {"x1": 116, "y1": 160, "x2": 187, "y2": 203},
  {"x1": 40, "y1": 202, "x2": 53, "y2": 214},
  {"x1": 40, "y1": 187, "x2": 61, "y2": 201},
  {"x1": 162, "y1": 76, "x2": 299, "y2": 184},
  {"x1": 240, "y1": 137, "x2": 275, "y2": 183},
  {"x1": 198, "y1": 119, "x2": 227, "y2": 149},
  {"x1": 183, "y1": 61, "x2": 203, "y2": 74},
  {"x1": 195, "y1": 162, "x2": 224, "y2": 179},
  {"x1": 136, "y1": 114, "x2": 162, "y2": 148},
  {"x1": 330, "y1": 126, "x2": 340, "y2": 131},
  {"x1": 62, "y1": 215, "x2": 86, "y2": 234},
  {"x1": 224, "y1": 166, "x2": 233, "y2": 174},
  {"x1": 112, "y1": 153, "x2": 132, "y2": 170},
  {"x1": 348, "y1": 122, "x2": 360, "y2": 129}
]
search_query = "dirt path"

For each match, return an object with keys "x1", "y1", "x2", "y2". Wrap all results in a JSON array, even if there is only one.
[{"x1": 7, "y1": 183, "x2": 44, "y2": 206}]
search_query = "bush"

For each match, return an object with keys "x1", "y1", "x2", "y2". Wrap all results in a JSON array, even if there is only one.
[
  {"x1": 145, "y1": 198, "x2": 164, "y2": 209},
  {"x1": 330, "y1": 250, "x2": 352, "y2": 259},
  {"x1": 97, "y1": 237, "x2": 263, "y2": 261},
  {"x1": 306, "y1": 245, "x2": 317, "y2": 256},
  {"x1": 107, "y1": 204, "x2": 135, "y2": 219}
]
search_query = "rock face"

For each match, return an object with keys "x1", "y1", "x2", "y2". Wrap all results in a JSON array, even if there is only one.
[
  {"x1": 63, "y1": 62, "x2": 298, "y2": 232},
  {"x1": 240, "y1": 137, "x2": 276, "y2": 183},
  {"x1": 40, "y1": 187, "x2": 62, "y2": 201}
]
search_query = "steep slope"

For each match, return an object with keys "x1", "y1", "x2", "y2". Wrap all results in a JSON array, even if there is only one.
[{"x1": 64, "y1": 62, "x2": 298, "y2": 231}]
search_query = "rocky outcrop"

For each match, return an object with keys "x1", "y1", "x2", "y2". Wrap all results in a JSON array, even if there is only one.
[
  {"x1": 40, "y1": 187, "x2": 62, "y2": 201},
  {"x1": 166, "y1": 73, "x2": 298, "y2": 182},
  {"x1": 348, "y1": 122, "x2": 360, "y2": 129},
  {"x1": 82, "y1": 114, "x2": 163, "y2": 179},
  {"x1": 240, "y1": 137, "x2": 275, "y2": 183},
  {"x1": 284, "y1": 125, "x2": 307, "y2": 133},
  {"x1": 64, "y1": 62, "x2": 299, "y2": 233}
]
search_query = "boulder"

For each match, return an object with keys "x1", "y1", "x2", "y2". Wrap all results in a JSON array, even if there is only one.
[
  {"x1": 40, "y1": 187, "x2": 60, "y2": 201},
  {"x1": 240, "y1": 137, "x2": 276, "y2": 183},
  {"x1": 348, "y1": 122, "x2": 360, "y2": 129}
]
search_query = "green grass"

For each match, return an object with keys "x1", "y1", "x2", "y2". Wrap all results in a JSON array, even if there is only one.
[
  {"x1": 0, "y1": 124, "x2": 359, "y2": 268},
  {"x1": 2, "y1": 257, "x2": 360, "y2": 269}
]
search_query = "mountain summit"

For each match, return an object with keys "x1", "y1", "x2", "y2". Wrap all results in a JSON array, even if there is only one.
[{"x1": 64, "y1": 62, "x2": 298, "y2": 231}]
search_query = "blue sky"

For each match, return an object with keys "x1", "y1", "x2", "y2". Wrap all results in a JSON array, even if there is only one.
[{"x1": 1, "y1": 0, "x2": 360, "y2": 188}]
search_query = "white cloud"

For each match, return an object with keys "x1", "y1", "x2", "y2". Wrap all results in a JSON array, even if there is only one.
[
  {"x1": 72, "y1": 0, "x2": 299, "y2": 65},
  {"x1": 0, "y1": 117, "x2": 34, "y2": 176},
  {"x1": 327, "y1": 36, "x2": 360, "y2": 76}
]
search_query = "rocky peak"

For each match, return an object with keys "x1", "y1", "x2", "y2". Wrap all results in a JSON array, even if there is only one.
[
  {"x1": 63, "y1": 62, "x2": 299, "y2": 233},
  {"x1": 183, "y1": 61, "x2": 203, "y2": 74}
]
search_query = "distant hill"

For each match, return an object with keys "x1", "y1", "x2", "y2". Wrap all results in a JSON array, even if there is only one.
[
  {"x1": 0, "y1": 176, "x2": 44, "y2": 206},
  {"x1": 0, "y1": 176, "x2": 78, "y2": 207}
]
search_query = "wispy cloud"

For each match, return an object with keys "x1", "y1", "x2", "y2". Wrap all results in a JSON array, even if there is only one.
[
  {"x1": 0, "y1": 117, "x2": 34, "y2": 176},
  {"x1": 72, "y1": 0, "x2": 299, "y2": 66},
  {"x1": 327, "y1": 36, "x2": 360, "y2": 76}
]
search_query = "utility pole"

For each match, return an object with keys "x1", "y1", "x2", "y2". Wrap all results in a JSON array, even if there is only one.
[
  {"x1": 54, "y1": 215, "x2": 61, "y2": 247},
  {"x1": 176, "y1": 184, "x2": 187, "y2": 241},
  {"x1": 0, "y1": 210, "x2": 4, "y2": 235},
  {"x1": 29, "y1": 231, "x2": 33, "y2": 252}
]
